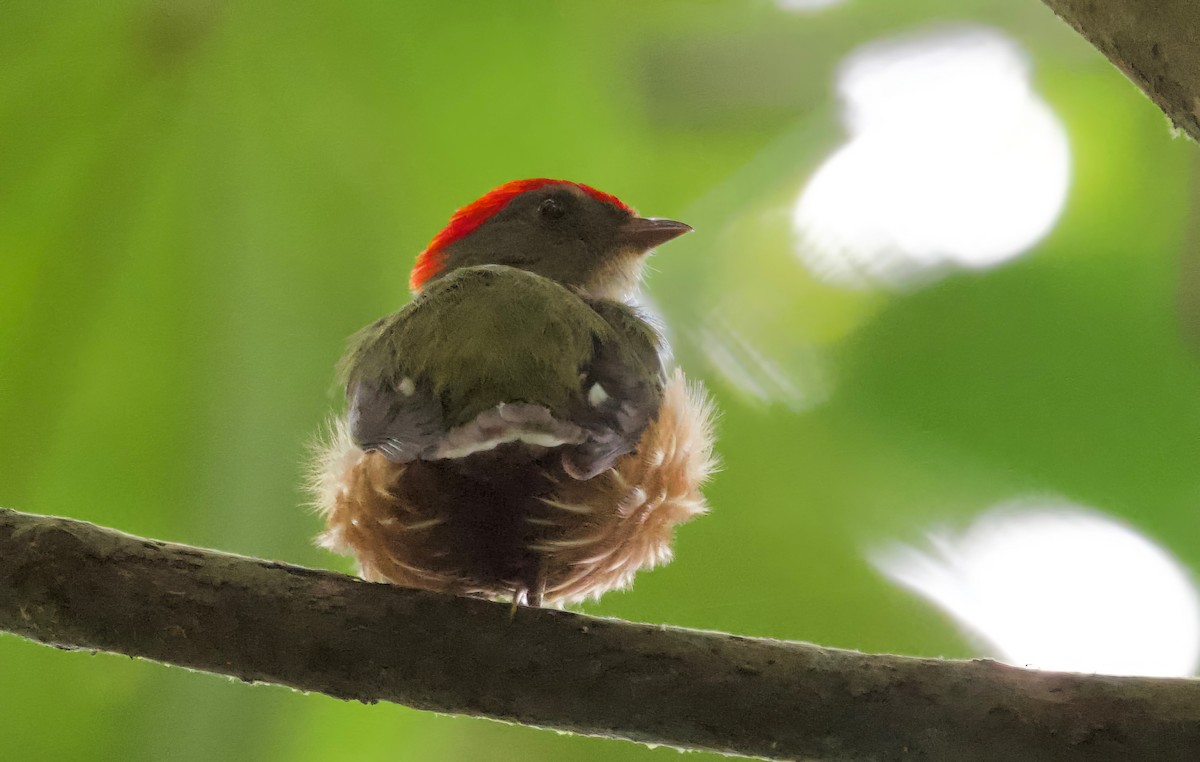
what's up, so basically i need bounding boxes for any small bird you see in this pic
[311,178,716,606]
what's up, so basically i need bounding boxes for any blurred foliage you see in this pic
[3,1,1200,760]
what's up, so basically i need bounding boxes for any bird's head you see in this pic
[409,179,691,300]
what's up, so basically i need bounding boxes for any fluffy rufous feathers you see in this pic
[311,370,715,605]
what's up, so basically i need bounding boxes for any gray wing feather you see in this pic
[346,376,445,463]
[561,301,665,480]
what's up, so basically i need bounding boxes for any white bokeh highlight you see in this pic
[777,0,848,12]
[871,500,1200,677]
[794,26,1071,288]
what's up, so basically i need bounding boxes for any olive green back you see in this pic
[340,265,658,428]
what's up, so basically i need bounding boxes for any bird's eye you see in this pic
[538,197,566,220]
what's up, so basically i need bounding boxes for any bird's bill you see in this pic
[617,217,693,252]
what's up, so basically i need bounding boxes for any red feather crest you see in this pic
[409,178,635,291]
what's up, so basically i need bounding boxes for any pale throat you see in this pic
[577,250,647,302]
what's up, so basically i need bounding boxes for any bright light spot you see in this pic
[871,500,1200,677]
[777,0,848,12]
[794,26,1071,288]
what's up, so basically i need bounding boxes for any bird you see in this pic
[310,178,716,607]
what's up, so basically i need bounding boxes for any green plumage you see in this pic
[339,265,660,429]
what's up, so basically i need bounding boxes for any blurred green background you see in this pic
[4,0,1200,760]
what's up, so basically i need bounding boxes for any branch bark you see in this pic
[1041,0,1200,142]
[2,507,1199,761]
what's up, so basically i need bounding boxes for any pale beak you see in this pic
[617,217,693,252]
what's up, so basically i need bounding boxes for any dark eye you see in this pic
[538,197,566,220]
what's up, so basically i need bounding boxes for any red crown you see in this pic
[409,179,634,291]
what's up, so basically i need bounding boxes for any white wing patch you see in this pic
[431,402,587,460]
[587,382,609,406]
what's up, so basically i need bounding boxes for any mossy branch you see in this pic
[2,507,1199,761]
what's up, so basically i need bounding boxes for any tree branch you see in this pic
[2,508,1199,761]
[1041,0,1200,142]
